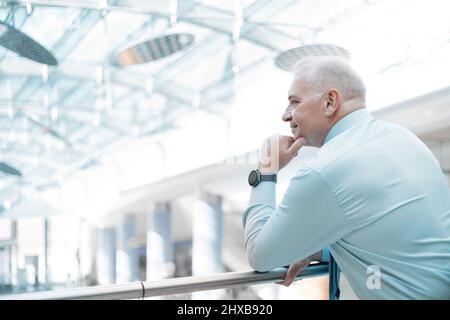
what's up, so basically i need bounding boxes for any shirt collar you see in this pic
[323,108,373,145]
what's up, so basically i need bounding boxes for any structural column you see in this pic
[192,192,224,299]
[43,218,50,289]
[192,192,223,275]
[96,227,116,285]
[11,220,17,291]
[146,202,174,281]
[116,215,139,283]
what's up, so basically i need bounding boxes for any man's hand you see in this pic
[277,251,322,287]
[258,134,306,174]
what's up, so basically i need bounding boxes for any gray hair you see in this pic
[292,56,366,100]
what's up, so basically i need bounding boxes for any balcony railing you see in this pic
[0,263,329,300]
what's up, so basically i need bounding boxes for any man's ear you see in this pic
[324,88,339,117]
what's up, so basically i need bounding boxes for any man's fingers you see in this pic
[288,137,307,156]
[277,262,306,287]
[286,264,301,281]
[279,269,298,286]
[281,275,295,287]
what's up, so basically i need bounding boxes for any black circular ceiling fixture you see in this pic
[113,33,195,66]
[274,44,350,72]
[0,21,58,66]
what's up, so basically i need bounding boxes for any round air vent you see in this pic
[113,33,194,66]
[274,44,350,72]
[0,21,57,66]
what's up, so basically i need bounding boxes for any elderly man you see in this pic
[243,56,450,299]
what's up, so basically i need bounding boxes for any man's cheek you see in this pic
[294,128,303,140]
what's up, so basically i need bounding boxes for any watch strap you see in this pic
[260,173,277,183]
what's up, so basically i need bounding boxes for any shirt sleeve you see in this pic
[320,247,331,262]
[242,166,352,272]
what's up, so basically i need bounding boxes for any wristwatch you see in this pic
[248,169,277,187]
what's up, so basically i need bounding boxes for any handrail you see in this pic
[0,263,329,300]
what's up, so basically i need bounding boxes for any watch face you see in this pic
[248,170,258,186]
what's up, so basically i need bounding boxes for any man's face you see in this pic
[282,75,328,147]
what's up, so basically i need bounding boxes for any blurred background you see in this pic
[0,0,449,299]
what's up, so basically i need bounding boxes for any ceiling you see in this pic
[1,0,450,217]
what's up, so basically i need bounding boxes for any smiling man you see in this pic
[243,56,450,299]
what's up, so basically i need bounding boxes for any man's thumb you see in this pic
[288,137,306,156]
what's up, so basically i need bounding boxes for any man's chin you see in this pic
[294,133,307,144]
[296,135,314,148]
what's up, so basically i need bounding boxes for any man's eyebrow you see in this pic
[288,95,301,101]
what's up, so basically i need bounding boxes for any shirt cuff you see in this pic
[249,181,276,207]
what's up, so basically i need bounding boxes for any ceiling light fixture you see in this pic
[0,21,57,66]
[0,162,22,177]
[113,33,194,66]
[274,44,350,72]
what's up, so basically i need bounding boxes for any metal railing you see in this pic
[0,263,329,300]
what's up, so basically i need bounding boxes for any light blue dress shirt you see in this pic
[243,108,450,299]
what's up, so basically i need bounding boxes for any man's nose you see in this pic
[282,108,292,122]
